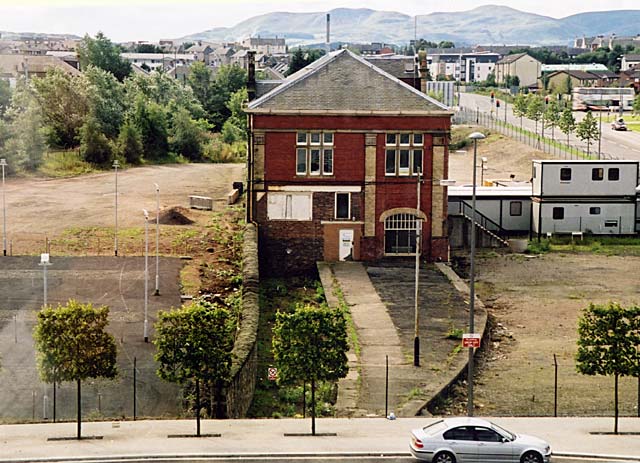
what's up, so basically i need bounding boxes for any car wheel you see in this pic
[521,451,543,463]
[433,451,456,463]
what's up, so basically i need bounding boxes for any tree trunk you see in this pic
[77,379,82,440]
[311,377,316,436]
[196,378,201,437]
[614,374,619,434]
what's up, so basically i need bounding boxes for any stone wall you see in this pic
[225,223,260,418]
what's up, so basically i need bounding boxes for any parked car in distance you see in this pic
[611,118,627,131]
[410,417,551,463]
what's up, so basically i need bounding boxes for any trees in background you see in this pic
[77,32,131,81]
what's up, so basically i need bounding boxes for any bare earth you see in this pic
[3,163,244,255]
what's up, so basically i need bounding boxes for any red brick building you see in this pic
[246,49,453,275]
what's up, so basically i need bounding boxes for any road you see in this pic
[459,93,640,160]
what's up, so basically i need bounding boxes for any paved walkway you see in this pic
[319,261,486,418]
[0,417,639,462]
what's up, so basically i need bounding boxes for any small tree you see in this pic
[154,299,233,437]
[513,93,528,132]
[33,300,117,439]
[544,99,561,141]
[272,304,348,435]
[79,114,112,165]
[633,94,640,116]
[576,111,600,156]
[576,302,640,434]
[526,94,544,136]
[558,107,576,146]
[116,119,144,164]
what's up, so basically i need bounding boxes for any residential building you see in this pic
[621,54,640,72]
[119,52,196,71]
[495,52,542,88]
[618,67,640,92]
[426,50,499,83]
[241,37,286,55]
[0,54,80,86]
[575,34,640,51]
[542,70,599,91]
[246,49,452,275]
[185,42,214,65]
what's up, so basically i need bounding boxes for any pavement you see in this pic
[0,417,639,462]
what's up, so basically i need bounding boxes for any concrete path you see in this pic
[318,262,405,417]
[0,417,639,462]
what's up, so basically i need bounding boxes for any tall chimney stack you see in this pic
[326,13,330,55]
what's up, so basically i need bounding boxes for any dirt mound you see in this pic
[158,206,194,225]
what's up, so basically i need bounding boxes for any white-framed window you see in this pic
[296,131,334,176]
[335,193,351,220]
[267,192,312,221]
[385,133,424,176]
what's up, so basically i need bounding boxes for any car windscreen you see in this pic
[422,420,448,436]
[491,423,515,441]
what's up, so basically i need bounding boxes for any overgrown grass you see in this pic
[449,126,493,151]
[39,150,97,178]
[527,236,640,256]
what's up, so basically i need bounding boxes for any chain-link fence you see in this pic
[454,107,619,161]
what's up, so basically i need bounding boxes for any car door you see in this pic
[474,426,514,463]
[442,426,478,463]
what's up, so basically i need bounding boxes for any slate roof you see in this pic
[364,56,417,80]
[497,52,532,64]
[247,49,449,114]
[0,54,81,77]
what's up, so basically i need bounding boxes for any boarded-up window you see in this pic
[267,193,312,221]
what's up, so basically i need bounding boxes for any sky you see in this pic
[0,0,638,42]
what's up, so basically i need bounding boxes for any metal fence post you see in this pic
[553,354,558,417]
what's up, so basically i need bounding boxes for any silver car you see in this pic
[410,417,551,463]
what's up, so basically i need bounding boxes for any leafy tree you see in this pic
[221,87,248,144]
[272,304,348,435]
[131,96,169,161]
[77,32,132,81]
[485,72,496,87]
[511,75,520,87]
[633,94,640,116]
[544,99,561,141]
[558,107,576,146]
[116,119,144,164]
[576,302,640,434]
[134,44,163,53]
[0,79,11,117]
[438,41,455,48]
[33,300,117,439]
[576,111,599,156]
[526,94,544,135]
[32,69,88,148]
[82,66,126,140]
[79,114,113,165]
[154,299,234,437]
[208,64,247,129]
[169,108,206,160]
[187,61,214,120]
[2,81,46,171]
[287,48,324,76]
[126,72,204,120]
[512,93,528,131]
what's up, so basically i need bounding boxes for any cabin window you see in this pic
[335,193,351,220]
[385,133,424,176]
[510,201,522,216]
[589,207,601,215]
[552,207,564,220]
[296,132,333,176]
[560,168,572,181]
[608,168,620,181]
[604,220,618,228]
[592,168,604,181]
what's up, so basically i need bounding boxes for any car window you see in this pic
[443,426,475,441]
[423,420,448,436]
[491,423,515,441]
[475,427,503,442]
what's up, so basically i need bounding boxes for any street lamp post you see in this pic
[113,160,120,257]
[39,253,51,307]
[467,131,486,417]
[154,184,160,296]
[413,167,422,367]
[143,209,149,343]
[1,158,7,256]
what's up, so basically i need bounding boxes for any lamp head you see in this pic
[0,158,6,167]
[143,209,149,219]
[112,160,120,168]
[468,132,486,140]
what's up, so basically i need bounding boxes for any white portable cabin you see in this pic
[531,160,639,236]
[448,185,532,233]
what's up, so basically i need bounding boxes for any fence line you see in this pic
[455,107,618,161]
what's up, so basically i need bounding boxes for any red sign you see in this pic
[268,367,278,381]
[462,333,481,348]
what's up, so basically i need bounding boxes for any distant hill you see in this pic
[182,5,640,46]
[0,31,80,41]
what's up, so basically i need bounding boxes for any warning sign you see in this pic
[462,333,481,348]
[268,367,278,381]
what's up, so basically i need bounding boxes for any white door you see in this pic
[339,229,354,261]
